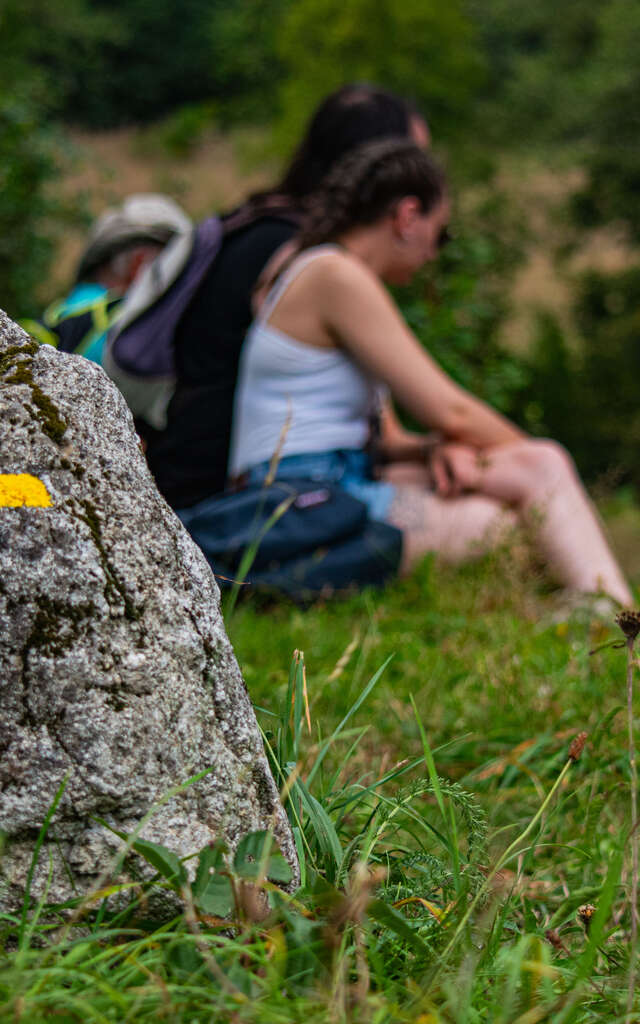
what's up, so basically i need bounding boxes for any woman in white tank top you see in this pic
[231,139,631,605]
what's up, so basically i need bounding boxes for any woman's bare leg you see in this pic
[467,440,631,604]
[381,442,632,604]
[386,485,517,576]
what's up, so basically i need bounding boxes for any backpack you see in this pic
[20,284,122,363]
[102,200,300,431]
[177,478,403,601]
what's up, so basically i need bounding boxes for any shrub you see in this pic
[0,97,66,319]
[518,268,640,487]
[397,225,530,425]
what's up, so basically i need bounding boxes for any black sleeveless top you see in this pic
[141,215,296,509]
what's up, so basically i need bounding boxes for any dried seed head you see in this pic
[545,928,564,951]
[577,903,596,933]
[615,609,640,642]
[568,731,588,762]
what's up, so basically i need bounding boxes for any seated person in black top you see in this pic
[142,83,431,511]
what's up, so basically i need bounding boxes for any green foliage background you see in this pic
[273,0,484,152]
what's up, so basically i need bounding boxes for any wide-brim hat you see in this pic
[76,193,191,281]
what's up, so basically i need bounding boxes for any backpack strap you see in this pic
[102,216,223,429]
[108,219,199,343]
[102,202,300,430]
[74,295,123,357]
[19,290,121,355]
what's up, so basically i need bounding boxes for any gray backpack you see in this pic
[102,215,222,430]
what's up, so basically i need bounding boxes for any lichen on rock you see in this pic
[0,473,52,507]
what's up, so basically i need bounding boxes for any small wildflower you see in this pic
[615,610,640,643]
[568,731,588,762]
[577,903,596,933]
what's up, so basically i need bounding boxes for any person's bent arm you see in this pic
[321,253,524,449]
[375,398,443,463]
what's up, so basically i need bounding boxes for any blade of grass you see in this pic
[225,491,295,617]
[306,655,393,788]
[410,694,446,820]
[18,773,69,951]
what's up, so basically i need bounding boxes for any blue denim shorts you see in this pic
[246,450,396,523]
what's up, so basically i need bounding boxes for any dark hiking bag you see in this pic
[102,200,299,430]
[177,479,403,601]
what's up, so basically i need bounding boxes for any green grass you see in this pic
[232,550,622,775]
[2,534,639,1022]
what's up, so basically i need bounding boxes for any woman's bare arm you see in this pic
[319,252,524,449]
[375,399,442,462]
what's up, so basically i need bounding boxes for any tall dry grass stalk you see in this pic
[626,641,638,1022]
[615,610,640,1024]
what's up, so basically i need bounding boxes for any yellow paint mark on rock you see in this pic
[0,474,52,508]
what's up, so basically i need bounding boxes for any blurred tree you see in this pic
[0,0,120,114]
[0,0,104,315]
[468,0,603,144]
[207,0,288,123]
[573,268,640,482]
[38,0,287,129]
[0,95,63,318]
[511,269,640,487]
[273,0,485,153]
[571,0,640,236]
[469,0,640,237]
[64,0,217,126]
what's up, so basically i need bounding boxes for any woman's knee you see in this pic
[506,438,577,488]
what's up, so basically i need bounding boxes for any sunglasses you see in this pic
[437,226,452,250]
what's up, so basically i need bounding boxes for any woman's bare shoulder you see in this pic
[304,246,383,296]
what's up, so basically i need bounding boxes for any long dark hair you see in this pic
[297,138,446,251]
[277,84,422,200]
[226,84,425,228]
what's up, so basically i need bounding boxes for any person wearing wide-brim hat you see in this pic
[23,194,189,364]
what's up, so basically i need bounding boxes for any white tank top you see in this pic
[229,246,380,476]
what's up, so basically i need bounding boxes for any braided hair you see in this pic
[297,138,446,252]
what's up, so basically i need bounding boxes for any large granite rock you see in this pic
[0,311,298,912]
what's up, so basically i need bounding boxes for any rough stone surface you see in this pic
[0,311,298,913]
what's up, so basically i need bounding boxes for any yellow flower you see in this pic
[0,473,52,508]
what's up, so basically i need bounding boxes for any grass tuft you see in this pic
[2,554,639,1021]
